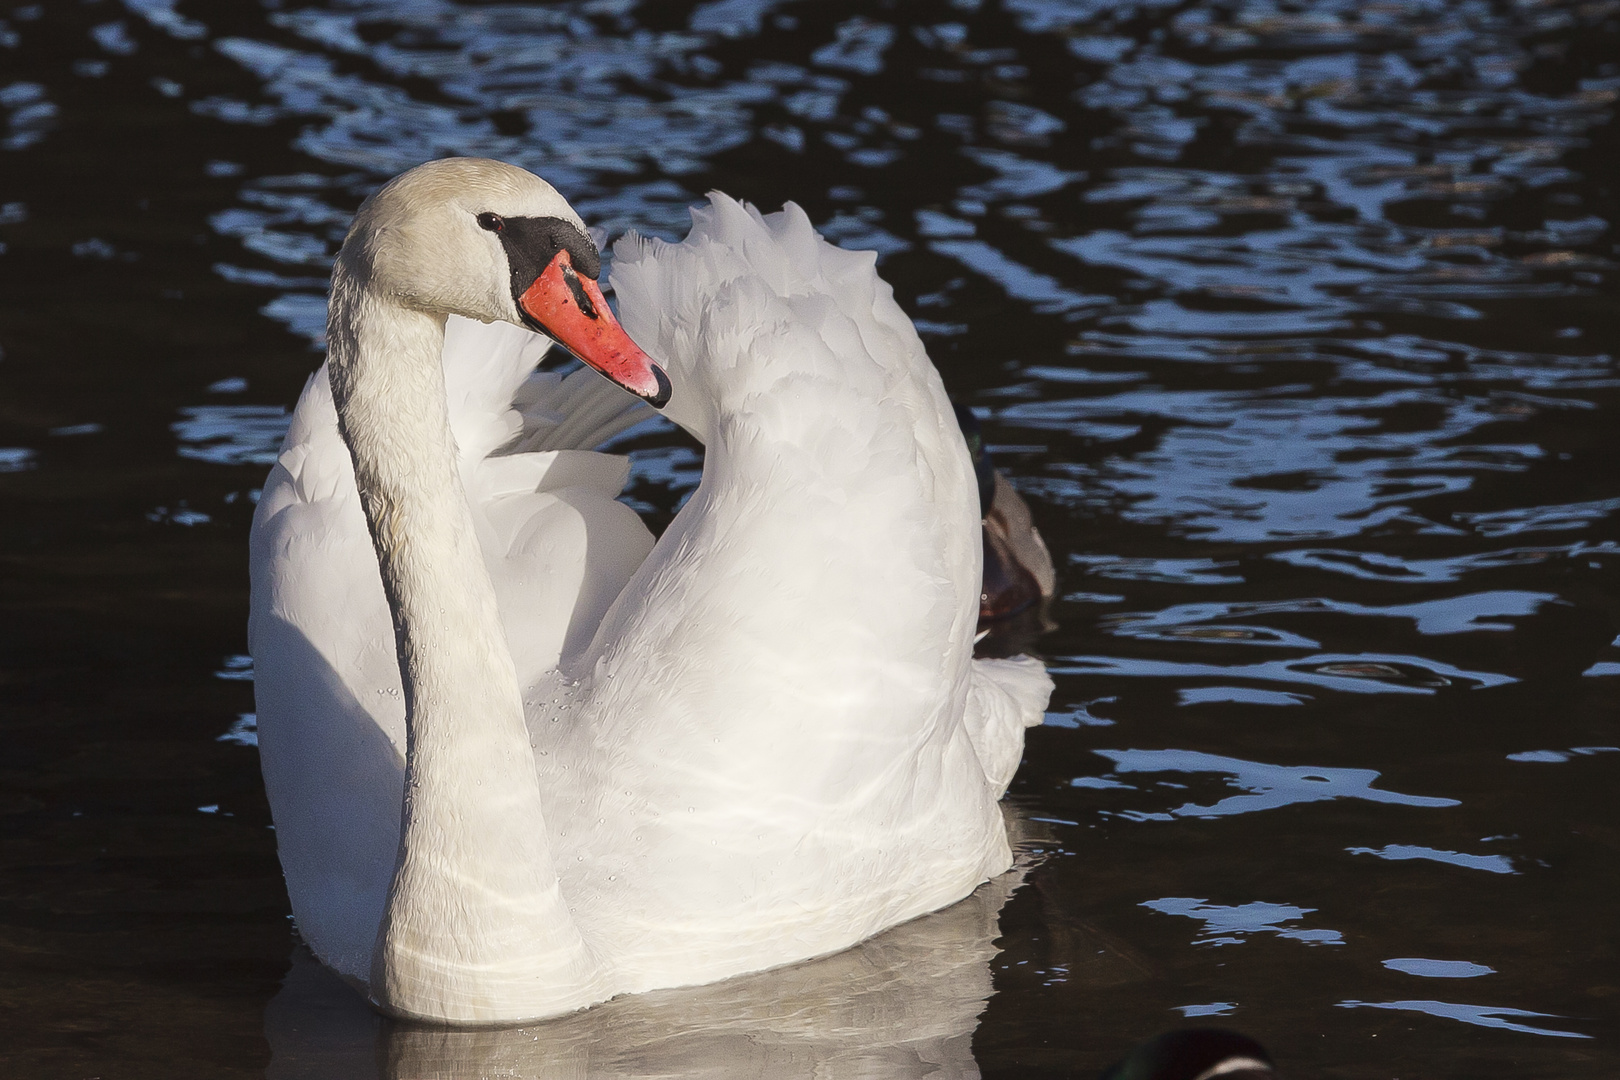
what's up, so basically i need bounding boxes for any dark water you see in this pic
[1,0,1617,1075]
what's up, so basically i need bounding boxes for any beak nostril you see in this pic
[561,264,598,319]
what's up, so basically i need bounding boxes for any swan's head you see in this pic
[339,157,670,408]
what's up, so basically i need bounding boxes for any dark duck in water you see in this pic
[955,404,1056,631]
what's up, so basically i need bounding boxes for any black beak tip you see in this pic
[646,365,672,410]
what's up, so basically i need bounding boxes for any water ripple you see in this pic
[1347,843,1516,875]
[1337,999,1590,1040]
[172,405,290,467]
[1093,748,1459,817]
[1056,652,1514,695]
[1270,542,1618,584]
[1103,591,1557,641]
[1383,958,1495,979]
[1143,897,1344,947]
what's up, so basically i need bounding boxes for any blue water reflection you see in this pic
[1102,591,1556,646]
[1383,958,1494,979]
[1092,748,1458,817]
[1347,843,1516,875]
[1142,897,1344,947]
[1338,999,1590,1040]
[1056,652,1513,695]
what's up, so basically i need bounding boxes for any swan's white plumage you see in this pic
[249,163,1051,1024]
[251,318,656,982]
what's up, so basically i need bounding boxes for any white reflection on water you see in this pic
[267,858,1025,1080]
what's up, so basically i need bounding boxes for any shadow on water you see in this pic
[1,0,1619,1076]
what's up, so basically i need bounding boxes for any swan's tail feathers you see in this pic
[509,366,655,454]
[975,655,1054,729]
[965,656,1054,795]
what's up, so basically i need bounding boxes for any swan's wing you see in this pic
[509,364,658,454]
[550,199,1032,953]
[440,313,553,462]
[440,316,657,686]
[606,196,992,713]
[473,447,654,690]
[442,314,657,459]
[249,367,405,981]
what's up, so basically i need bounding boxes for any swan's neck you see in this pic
[326,265,599,1022]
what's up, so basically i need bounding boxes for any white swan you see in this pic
[249,157,1053,1024]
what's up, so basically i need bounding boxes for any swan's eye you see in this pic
[476,212,504,233]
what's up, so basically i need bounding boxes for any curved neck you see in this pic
[326,263,600,1022]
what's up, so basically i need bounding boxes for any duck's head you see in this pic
[337,156,671,408]
[1100,1028,1275,1080]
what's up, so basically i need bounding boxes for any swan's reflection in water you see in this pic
[267,857,1028,1079]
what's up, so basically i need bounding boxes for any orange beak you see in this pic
[518,250,670,408]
